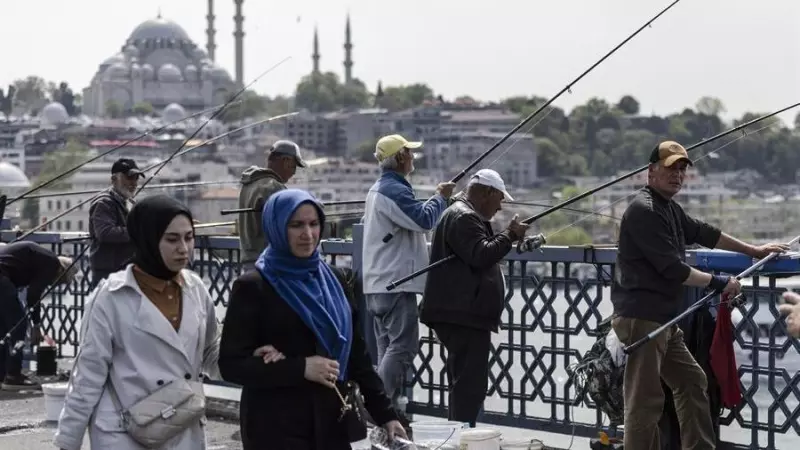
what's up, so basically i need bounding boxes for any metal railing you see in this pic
[2,226,798,449]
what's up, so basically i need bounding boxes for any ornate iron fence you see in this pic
[2,229,798,449]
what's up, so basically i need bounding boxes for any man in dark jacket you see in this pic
[0,242,76,389]
[420,169,528,427]
[611,140,788,450]
[237,140,306,272]
[88,158,143,286]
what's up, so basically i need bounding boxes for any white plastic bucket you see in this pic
[410,420,466,449]
[41,382,69,422]
[500,438,544,450]
[460,428,502,450]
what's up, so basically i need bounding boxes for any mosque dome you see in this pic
[163,103,187,123]
[0,162,31,188]
[210,64,232,82]
[39,102,69,126]
[157,63,183,82]
[141,63,155,80]
[101,53,125,67]
[184,64,198,81]
[105,62,130,81]
[128,17,191,42]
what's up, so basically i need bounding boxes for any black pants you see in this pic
[431,323,491,427]
[0,274,25,380]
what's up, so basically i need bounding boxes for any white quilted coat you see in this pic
[54,265,221,450]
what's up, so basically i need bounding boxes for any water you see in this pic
[46,282,800,448]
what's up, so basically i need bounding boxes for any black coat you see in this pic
[88,189,136,272]
[219,266,397,450]
[420,199,514,332]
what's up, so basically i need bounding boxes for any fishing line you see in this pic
[544,121,778,241]
[449,0,683,183]
[484,106,557,169]
[11,112,297,243]
[5,101,245,206]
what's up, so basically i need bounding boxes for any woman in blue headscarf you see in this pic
[219,189,405,449]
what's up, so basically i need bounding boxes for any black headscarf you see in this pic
[126,194,195,280]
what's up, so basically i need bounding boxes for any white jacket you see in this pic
[361,170,447,294]
[54,265,221,450]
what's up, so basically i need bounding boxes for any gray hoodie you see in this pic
[237,166,285,264]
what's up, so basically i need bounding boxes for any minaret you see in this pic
[234,0,245,86]
[206,0,216,61]
[343,14,353,85]
[312,27,320,74]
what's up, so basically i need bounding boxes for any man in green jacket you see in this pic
[237,140,307,271]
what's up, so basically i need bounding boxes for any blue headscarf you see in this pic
[254,189,353,380]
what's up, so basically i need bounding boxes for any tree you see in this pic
[53,82,77,116]
[22,139,90,225]
[695,96,726,117]
[355,139,377,162]
[132,101,155,116]
[616,95,640,115]
[105,99,123,118]
[12,76,48,108]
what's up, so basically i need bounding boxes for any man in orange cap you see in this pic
[611,140,789,449]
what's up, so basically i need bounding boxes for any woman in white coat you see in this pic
[54,194,221,450]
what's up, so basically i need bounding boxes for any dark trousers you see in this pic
[431,323,491,427]
[0,274,25,380]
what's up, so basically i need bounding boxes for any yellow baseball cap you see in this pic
[649,140,693,167]
[375,134,423,162]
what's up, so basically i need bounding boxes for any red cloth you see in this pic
[710,293,742,408]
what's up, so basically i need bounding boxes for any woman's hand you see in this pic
[304,356,339,388]
[382,420,408,441]
[253,345,285,364]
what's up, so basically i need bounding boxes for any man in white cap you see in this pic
[361,134,455,421]
[419,168,529,427]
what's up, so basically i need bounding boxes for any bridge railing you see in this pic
[2,227,798,449]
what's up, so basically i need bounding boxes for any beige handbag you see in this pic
[107,376,206,448]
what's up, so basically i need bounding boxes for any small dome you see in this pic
[105,62,129,81]
[163,103,187,123]
[39,102,69,126]
[102,53,125,67]
[130,63,142,78]
[210,64,232,82]
[128,17,191,42]
[200,66,212,81]
[141,64,155,80]
[124,45,140,58]
[0,162,31,188]
[184,64,198,80]
[157,63,183,82]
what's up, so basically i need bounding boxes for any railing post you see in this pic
[351,224,378,364]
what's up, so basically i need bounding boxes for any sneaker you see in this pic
[2,375,41,391]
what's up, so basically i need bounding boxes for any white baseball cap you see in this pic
[467,169,513,201]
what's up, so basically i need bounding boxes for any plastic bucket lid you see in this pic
[41,382,70,396]
[461,428,502,441]
[500,438,544,449]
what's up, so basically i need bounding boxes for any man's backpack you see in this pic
[568,317,626,426]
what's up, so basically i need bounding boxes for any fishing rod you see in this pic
[385,104,799,291]
[0,58,295,349]
[11,112,297,242]
[220,200,367,215]
[222,199,620,220]
[21,180,241,200]
[623,234,800,354]
[4,100,243,209]
[379,1,681,246]
[135,57,292,196]
[448,0,681,184]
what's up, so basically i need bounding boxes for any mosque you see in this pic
[81,0,357,119]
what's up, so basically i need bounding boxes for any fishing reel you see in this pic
[516,233,547,254]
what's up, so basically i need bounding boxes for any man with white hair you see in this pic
[420,169,529,427]
[361,134,455,418]
[0,242,76,390]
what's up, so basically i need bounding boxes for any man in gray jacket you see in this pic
[362,134,455,417]
[88,158,143,286]
[237,140,306,271]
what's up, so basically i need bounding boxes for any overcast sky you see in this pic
[3,0,799,124]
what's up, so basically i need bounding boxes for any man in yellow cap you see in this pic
[361,134,455,422]
[611,140,789,449]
